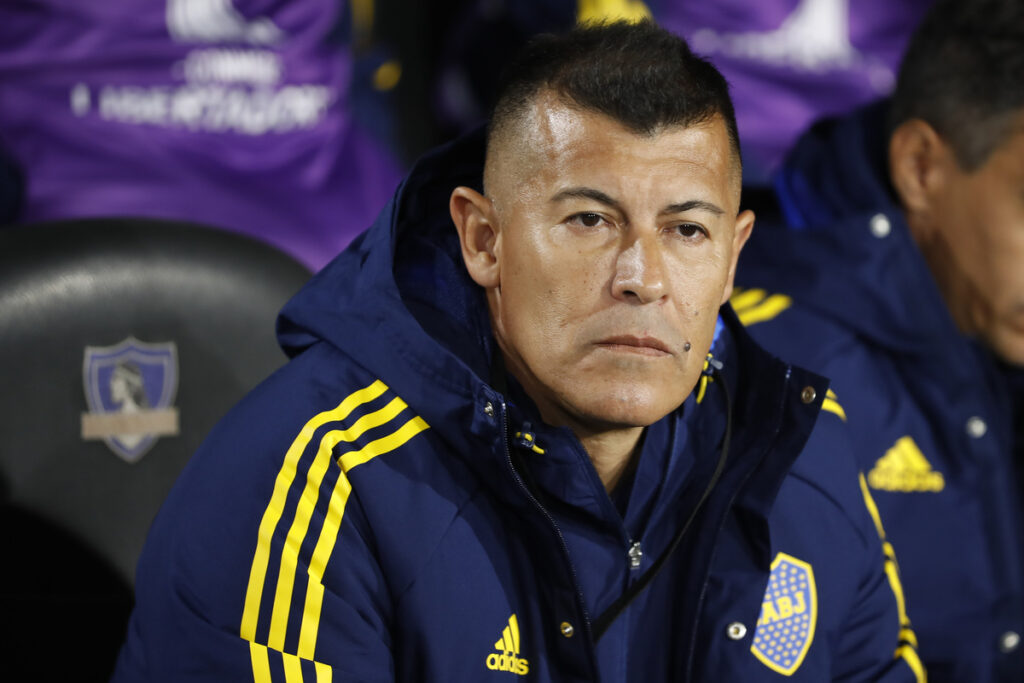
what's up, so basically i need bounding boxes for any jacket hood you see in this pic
[277,128,501,460]
[738,101,965,362]
[277,126,824,518]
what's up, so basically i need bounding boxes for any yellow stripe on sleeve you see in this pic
[297,475,352,660]
[899,626,919,650]
[296,416,431,659]
[267,397,410,651]
[314,660,333,683]
[250,639,334,683]
[729,287,766,311]
[898,643,927,682]
[240,380,388,642]
[250,642,273,683]
[859,472,886,539]
[858,473,926,683]
[282,650,304,683]
[736,293,792,326]
[338,416,430,471]
[822,389,847,422]
[882,541,910,631]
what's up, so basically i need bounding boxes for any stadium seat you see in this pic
[0,217,312,677]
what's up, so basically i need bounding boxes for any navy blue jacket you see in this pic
[735,101,1024,682]
[114,129,921,682]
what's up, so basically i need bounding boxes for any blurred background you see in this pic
[0,0,933,677]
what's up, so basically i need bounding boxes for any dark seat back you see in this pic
[0,217,312,676]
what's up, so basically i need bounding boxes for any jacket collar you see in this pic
[739,101,974,370]
[276,127,823,522]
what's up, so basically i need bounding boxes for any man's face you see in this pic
[480,96,752,433]
[924,119,1024,366]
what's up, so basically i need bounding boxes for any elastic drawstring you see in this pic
[590,366,733,641]
[489,348,735,642]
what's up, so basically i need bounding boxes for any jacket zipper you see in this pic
[498,400,598,666]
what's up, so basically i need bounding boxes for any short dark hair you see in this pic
[889,0,1024,170]
[487,20,741,169]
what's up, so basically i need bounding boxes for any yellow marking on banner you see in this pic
[577,0,651,23]
[296,416,431,659]
[351,0,373,35]
[373,61,401,91]
[240,380,388,643]
[267,397,409,650]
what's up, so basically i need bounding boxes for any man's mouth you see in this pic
[595,335,673,356]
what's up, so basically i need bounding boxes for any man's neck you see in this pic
[497,350,648,493]
[577,426,645,493]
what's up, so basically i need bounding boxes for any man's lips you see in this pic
[595,335,673,356]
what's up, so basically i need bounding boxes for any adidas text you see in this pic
[486,652,530,675]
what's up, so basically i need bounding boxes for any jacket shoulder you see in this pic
[764,409,926,682]
[731,286,861,373]
[774,407,874,549]
[120,342,466,679]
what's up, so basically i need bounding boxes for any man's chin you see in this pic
[572,393,685,431]
[987,328,1024,368]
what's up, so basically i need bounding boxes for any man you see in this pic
[114,22,921,681]
[734,1,1024,680]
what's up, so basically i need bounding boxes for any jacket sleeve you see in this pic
[831,473,926,683]
[112,386,398,682]
[775,408,926,683]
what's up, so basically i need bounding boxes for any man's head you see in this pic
[887,0,1024,364]
[451,21,753,438]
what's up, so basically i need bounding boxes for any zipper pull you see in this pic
[514,422,546,454]
[628,541,643,570]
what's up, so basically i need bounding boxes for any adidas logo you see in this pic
[868,436,945,492]
[485,614,530,676]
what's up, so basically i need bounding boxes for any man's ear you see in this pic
[889,119,951,231]
[450,186,501,289]
[720,209,756,305]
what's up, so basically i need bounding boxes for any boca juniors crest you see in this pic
[81,337,180,462]
[751,552,817,676]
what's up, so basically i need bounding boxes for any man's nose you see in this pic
[611,232,668,304]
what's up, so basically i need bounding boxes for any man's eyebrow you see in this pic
[550,187,623,211]
[550,188,725,217]
[662,200,726,216]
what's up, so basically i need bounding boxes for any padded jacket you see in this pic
[114,129,922,682]
[736,101,1024,682]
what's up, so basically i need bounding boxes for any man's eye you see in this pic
[676,223,706,239]
[570,212,604,228]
